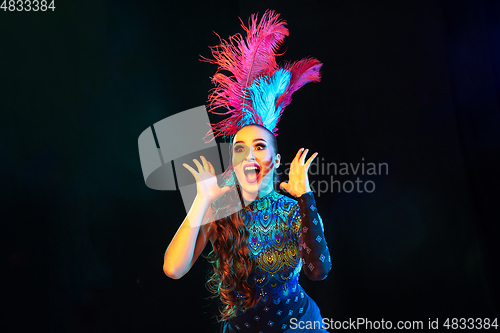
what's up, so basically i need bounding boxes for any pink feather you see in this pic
[275,57,323,112]
[200,9,288,140]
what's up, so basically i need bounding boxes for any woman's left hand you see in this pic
[280,148,318,197]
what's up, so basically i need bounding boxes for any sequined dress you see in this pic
[221,189,331,333]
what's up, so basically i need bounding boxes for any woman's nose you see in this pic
[246,149,256,160]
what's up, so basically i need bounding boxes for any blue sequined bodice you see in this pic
[238,189,302,305]
[226,189,328,332]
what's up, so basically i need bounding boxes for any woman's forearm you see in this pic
[163,196,210,279]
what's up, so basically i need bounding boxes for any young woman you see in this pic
[163,123,331,332]
[163,9,331,332]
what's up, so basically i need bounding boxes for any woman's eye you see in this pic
[256,144,266,150]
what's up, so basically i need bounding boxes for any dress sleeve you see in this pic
[294,191,332,281]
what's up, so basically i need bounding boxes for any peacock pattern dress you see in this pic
[221,189,331,333]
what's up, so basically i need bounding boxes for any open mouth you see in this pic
[243,164,261,183]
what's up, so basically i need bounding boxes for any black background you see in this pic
[2,1,499,332]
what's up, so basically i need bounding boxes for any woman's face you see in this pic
[232,125,280,200]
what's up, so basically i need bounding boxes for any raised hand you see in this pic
[182,156,231,205]
[280,148,318,197]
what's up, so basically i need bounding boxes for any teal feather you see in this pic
[244,68,291,133]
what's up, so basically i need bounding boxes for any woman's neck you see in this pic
[241,185,274,203]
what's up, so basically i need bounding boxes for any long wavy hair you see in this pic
[204,124,280,322]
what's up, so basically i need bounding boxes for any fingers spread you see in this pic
[300,149,309,165]
[182,163,198,179]
[208,161,215,175]
[295,148,304,160]
[192,158,203,173]
[200,156,210,172]
[305,152,318,170]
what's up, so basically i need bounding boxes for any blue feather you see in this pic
[242,69,291,131]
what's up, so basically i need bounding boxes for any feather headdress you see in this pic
[200,9,323,142]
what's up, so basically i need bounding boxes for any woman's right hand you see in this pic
[182,156,231,205]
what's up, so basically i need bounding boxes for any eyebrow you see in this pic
[234,138,267,144]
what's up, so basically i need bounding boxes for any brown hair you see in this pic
[204,124,280,322]
[205,190,258,322]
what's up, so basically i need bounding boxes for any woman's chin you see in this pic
[239,180,274,201]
